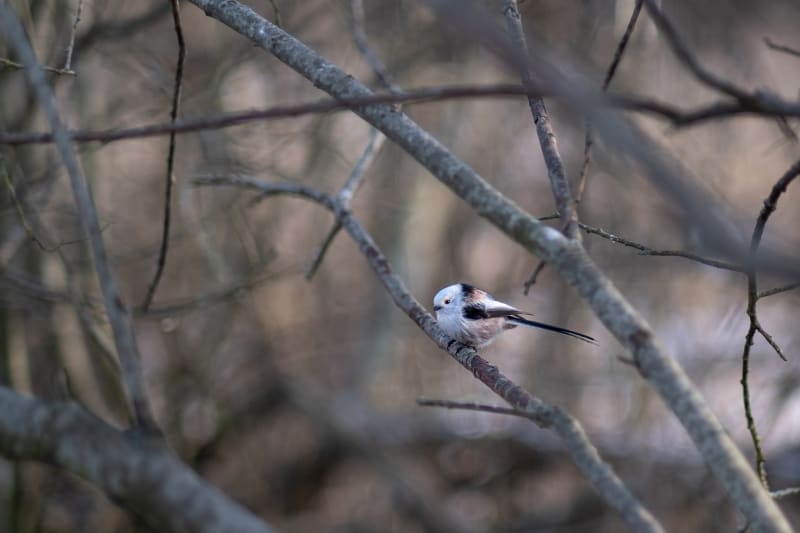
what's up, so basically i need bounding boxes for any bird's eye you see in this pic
[443,298,452,305]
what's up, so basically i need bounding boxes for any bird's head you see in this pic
[433,283,472,318]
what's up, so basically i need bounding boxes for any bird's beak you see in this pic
[433,305,441,312]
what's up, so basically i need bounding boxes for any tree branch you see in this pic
[183,2,791,530]
[141,0,187,311]
[503,0,578,239]
[640,0,750,100]
[0,387,275,533]
[579,222,746,273]
[3,85,800,146]
[577,0,643,203]
[0,4,157,430]
[740,159,800,488]
[196,174,663,532]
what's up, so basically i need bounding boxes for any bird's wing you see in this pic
[463,299,529,320]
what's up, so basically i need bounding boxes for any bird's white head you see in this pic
[432,283,464,320]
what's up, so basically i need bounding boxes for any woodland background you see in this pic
[1,0,799,531]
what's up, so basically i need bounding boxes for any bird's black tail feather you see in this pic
[507,315,596,344]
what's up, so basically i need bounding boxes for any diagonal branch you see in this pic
[640,0,750,100]
[195,174,663,532]
[305,0,393,280]
[764,37,800,59]
[0,387,274,533]
[502,0,578,239]
[305,127,385,279]
[0,4,157,430]
[184,2,791,530]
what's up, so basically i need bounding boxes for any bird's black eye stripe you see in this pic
[462,303,488,320]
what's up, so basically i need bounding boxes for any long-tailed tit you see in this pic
[433,283,596,348]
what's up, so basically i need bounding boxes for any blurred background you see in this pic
[1,0,800,531]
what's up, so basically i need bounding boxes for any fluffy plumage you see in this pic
[433,283,595,348]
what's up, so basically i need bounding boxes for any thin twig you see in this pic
[764,38,800,59]
[577,0,643,204]
[349,0,398,93]
[0,5,157,430]
[641,0,750,100]
[521,257,548,295]
[740,159,800,488]
[63,0,83,71]
[753,323,786,361]
[771,487,800,500]
[139,266,296,317]
[418,398,530,418]
[741,318,769,488]
[3,83,800,146]
[745,158,800,358]
[502,0,578,239]
[503,0,578,295]
[196,174,664,533]
[579,222,746,272]
[304,0,394,280]
[266,0,281,27]
[0,56,75,76]
[304,129,384,279]
[0,84,534,145]
[1,156,56,252]
[141,0,187,311]
[758,282,800,299]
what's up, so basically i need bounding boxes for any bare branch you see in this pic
[305,128,385,279]
[577,0,643,203]
[305,2,392,280]
[750,160,800,255]
[579,222,746,273]
[758,282,800,299]
[740,159,800,487]
[0,56,76,76]
[418,398,535,417]
[741,317,770,488]
[522,257,547,294]
[139,267,296,318]
[502,0,578,239]
[3,84,800,146]
[0,4,157,430]
[0,387,275,533]
[184,2,792,529]
[764,37,800,59]
[1,156,57,252]
[63,0,83,71]
[771,487,800,500]
[641,0,750,100]
[141,0,188,311]
[349,0,399,93]
[196,174,663,533]
[0,84,536,146]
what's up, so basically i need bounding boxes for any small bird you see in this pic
[433,283,595,348]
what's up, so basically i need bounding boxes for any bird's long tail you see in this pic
[507,315,596,344]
